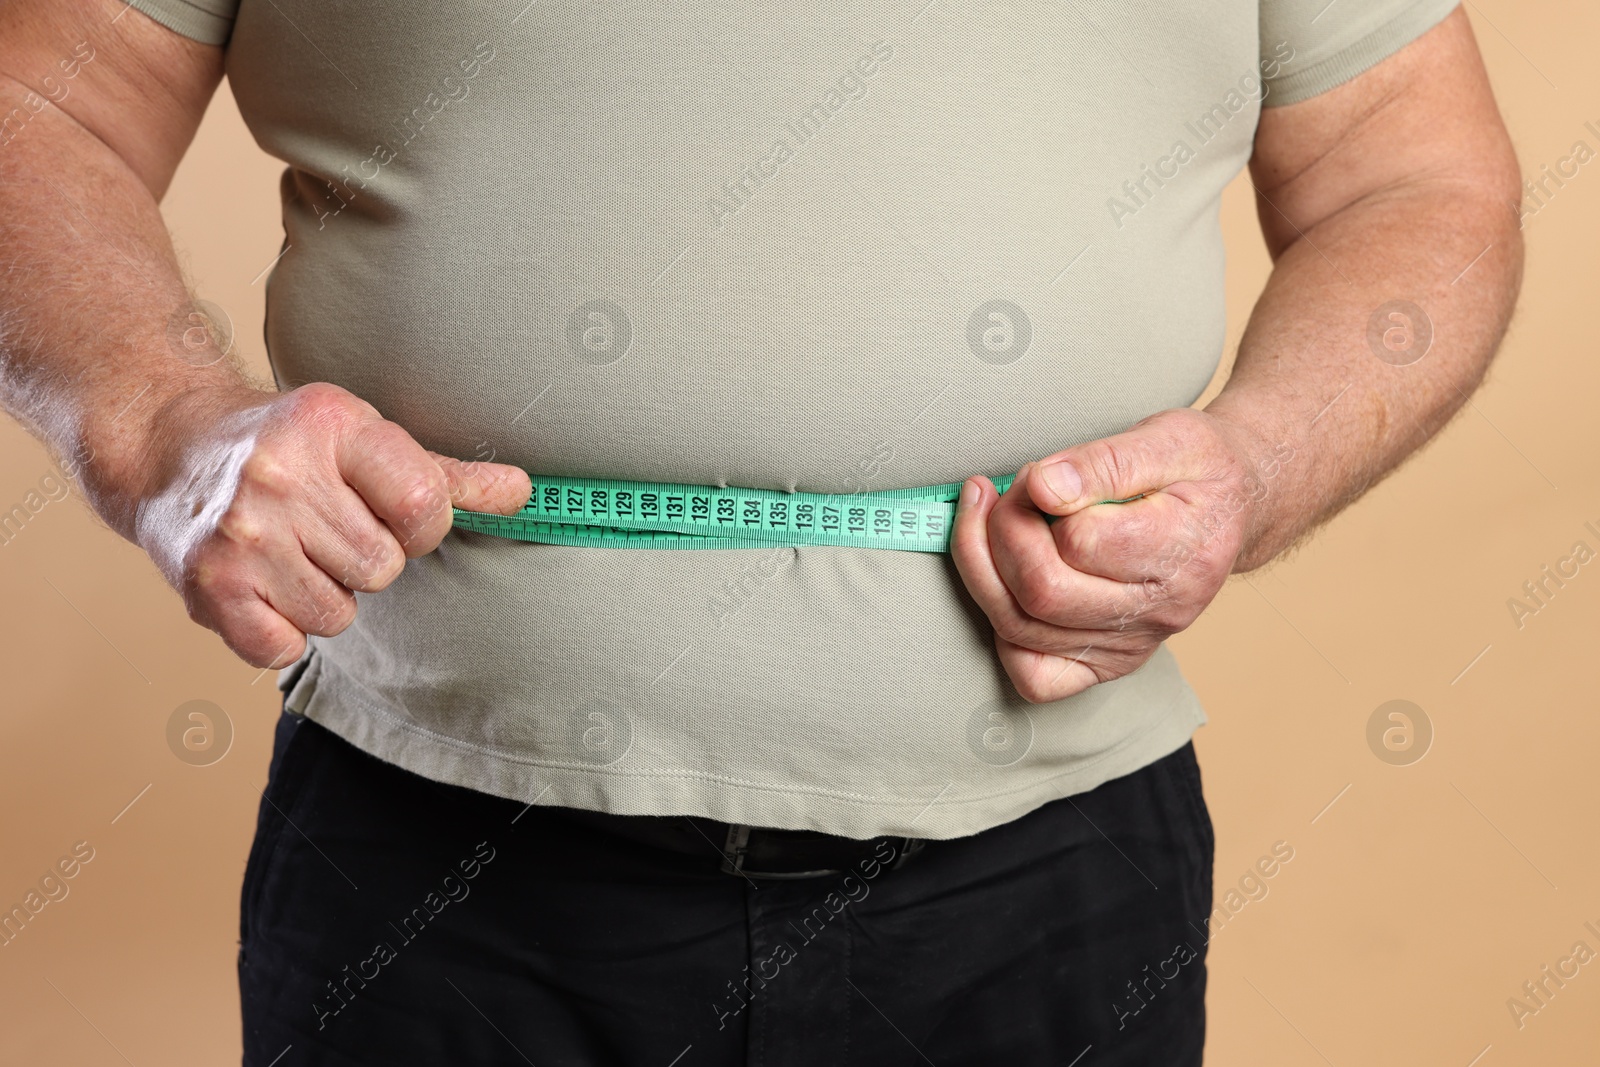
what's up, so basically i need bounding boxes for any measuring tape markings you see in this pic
[453,471,1143,553]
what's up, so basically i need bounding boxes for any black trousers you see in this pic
[239,710,1214,1066]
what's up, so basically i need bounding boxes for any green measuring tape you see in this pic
[453,471,1143,553]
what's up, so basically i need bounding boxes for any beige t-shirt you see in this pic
[134,0,1458,839]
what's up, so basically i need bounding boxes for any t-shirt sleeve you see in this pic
[123,0,239,46]
[1260,0,1461,106]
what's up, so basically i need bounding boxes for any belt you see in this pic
[551,806,928,879]
[453,471,1145,553]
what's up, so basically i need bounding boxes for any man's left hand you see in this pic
[951,407,1285,703]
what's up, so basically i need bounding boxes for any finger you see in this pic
[986,464,1136,630]
[299,484,407,592]
[995,636,1101,703]
[954,470,1146,647]
[428,451,532,515]
[335,420,455,556]
[1026,419,1208,519]
[996,634,1157,704]
[950,473,1028,628]
[187,578,307,670]
[1049,491,1196,584]
[219,599,308,670]
[259,549,359,638]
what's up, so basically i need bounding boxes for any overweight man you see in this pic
[0,0,1520,1062]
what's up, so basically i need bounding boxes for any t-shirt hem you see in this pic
[1264,0,1460,107]
[122,0,234,46]
[283,649,1207,841]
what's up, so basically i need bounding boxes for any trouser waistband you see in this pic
[549,805,927,879]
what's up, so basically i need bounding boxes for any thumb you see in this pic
[430,452,533,515]
[1025,429,1170,517]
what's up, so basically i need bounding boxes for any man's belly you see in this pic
[285,530,1208,839]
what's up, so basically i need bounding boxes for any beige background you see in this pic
[2,3,1597,1062]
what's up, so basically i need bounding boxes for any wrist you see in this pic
[1200,401,1298,572]
[85,378,273,543]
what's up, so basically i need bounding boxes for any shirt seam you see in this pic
[1263,0,1461,107]
[122,0,235,46]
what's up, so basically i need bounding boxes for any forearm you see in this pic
[0,73,264,540]
[1205,176,1523,572]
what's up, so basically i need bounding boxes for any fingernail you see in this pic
[1038,461,1081,505]
[958,479,978,510]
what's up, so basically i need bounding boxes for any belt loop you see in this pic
[720,824,752,876]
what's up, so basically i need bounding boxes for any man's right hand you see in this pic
[133,382,532,669]
[0,2,532,671]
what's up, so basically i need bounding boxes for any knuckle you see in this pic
[1061,515,1135,569]
[388,480,453,553]
[296,576,354,630]
[394,473,451,523]
[253,633,306,670]
[1159,406,1205,433]
[1145,406,1204,446]
[289,380,355,414]
[214,505,265,546]
[305,597,356,637]
[219,617,268,659]
[1108,647,1155,681]
[340,540,403,589]
[238,448,295,495]
[182,556,233,617]
[990,612,1029,646]
[1012,570,1064,620]
[1086,661,1120,688]
[1142,604,1188,636]
[1057,519,1097,564]
[1093,442,1136,494]
[284,382,375,435]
